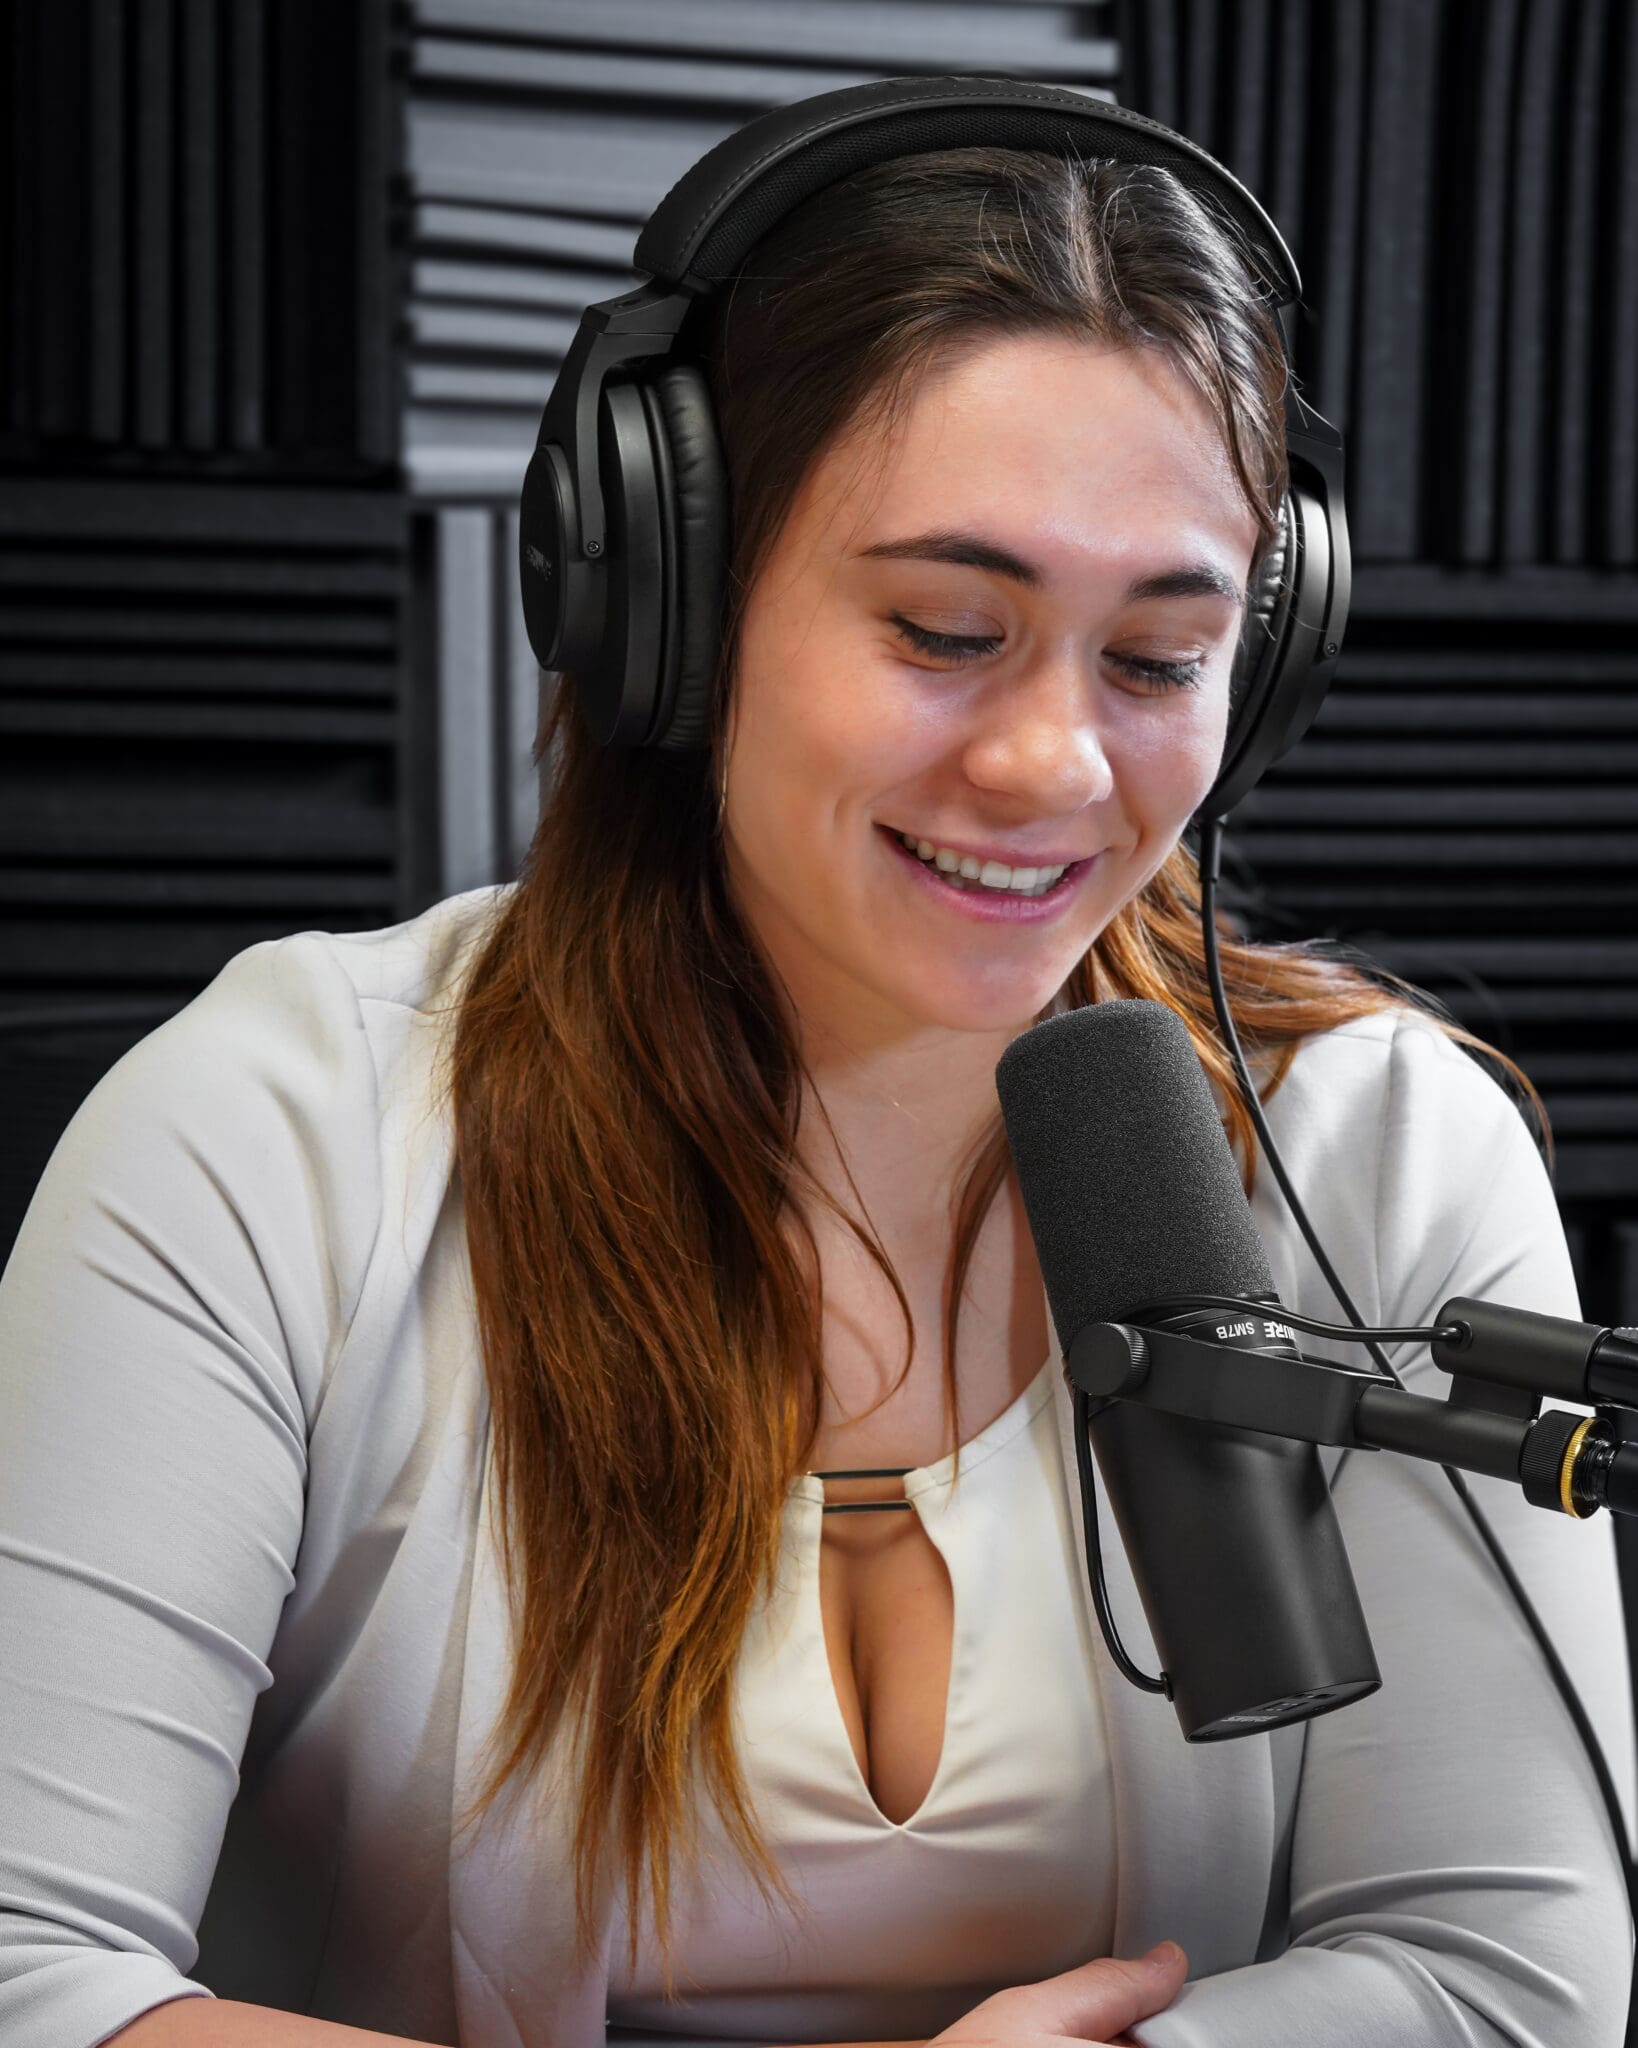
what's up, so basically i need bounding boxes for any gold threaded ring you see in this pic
[1561,1417,1596,1519]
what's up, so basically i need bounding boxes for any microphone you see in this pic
[994,998,1382,1742]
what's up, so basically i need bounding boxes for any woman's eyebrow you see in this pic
[856,530,1247,610]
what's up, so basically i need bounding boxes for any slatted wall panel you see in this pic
[1226,578,1638,1207]
[1120,0,1638,1323]
[405,0,1119,498]
[0,479,415,999]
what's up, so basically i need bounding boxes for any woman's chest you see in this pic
[608,1396,1120,2033]
[803,1214,1055,1825]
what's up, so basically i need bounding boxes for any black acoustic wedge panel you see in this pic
[1,0,397,473]
[0,478,416,996]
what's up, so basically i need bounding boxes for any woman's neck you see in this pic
[790,1030,1013,1255]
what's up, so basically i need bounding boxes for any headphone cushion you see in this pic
[650,363,728,750]
[1231,495,1291,720]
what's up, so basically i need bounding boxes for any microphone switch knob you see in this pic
[1066,1322,1151,1400]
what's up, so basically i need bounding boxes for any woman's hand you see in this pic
[928,1941,1188,2048]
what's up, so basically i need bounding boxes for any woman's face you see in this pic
[720,331,1262,1053]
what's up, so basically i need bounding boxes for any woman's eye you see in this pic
[1108,651,1206,693]
[891,615,1206,691]
[890,614,1001,665]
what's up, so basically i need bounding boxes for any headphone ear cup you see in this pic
[1206,473,1345,818]
[647,363,728,751]
[570,380,670,749]
[1229,496,1292,732]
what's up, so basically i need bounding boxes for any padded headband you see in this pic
[635,75,1301,307]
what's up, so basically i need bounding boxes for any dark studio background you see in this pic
[3,0,1638,1960]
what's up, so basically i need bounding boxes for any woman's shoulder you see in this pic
[17,884,520,1412]
[1255,1002,1532,1164]
[110,880,517,1109]
[191,879,516,1040]
[292,880,516,1018]
[1243,1001,1564,1345]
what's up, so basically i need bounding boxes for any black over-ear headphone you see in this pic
[518,74,1351,821]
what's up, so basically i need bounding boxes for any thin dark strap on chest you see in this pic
[809,1466,914,1514]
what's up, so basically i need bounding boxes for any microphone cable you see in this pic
[1190,810,1635,1922]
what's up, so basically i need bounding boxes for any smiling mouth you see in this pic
[876,819,1097,868]
[877,824,1093,900]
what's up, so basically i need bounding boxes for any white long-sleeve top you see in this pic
[0,882,1631,2048]
[605,1347,1120,2044]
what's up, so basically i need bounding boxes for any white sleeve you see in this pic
[0,934,382,2048]
[1131,1014,1635,2048]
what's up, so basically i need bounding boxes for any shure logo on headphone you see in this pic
[524,544,551,579]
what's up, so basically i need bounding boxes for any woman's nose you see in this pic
[961,655,1116,812]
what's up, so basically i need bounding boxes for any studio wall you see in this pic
[2,0,1634,1343]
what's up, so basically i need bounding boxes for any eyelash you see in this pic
[889,615,1205,692]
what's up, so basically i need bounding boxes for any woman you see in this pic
[0,136,1630,2048]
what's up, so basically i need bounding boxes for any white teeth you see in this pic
[895,830,1068,894]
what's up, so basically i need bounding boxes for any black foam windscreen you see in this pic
[994,999,1274,1350]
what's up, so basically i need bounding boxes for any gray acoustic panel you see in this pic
[417,506,541,894]
[403,0,1119,499]
[1499,0,1572,567]
[416,0,1117,73]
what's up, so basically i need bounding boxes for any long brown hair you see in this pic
[435,149,1548,1970]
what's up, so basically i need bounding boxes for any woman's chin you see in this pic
[873,960,1079,1041]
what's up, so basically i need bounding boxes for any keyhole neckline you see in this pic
[788,1349,1059,1511]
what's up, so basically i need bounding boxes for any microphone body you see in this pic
[1087,1355,1381,1740]
[995,1000,1381,1742]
